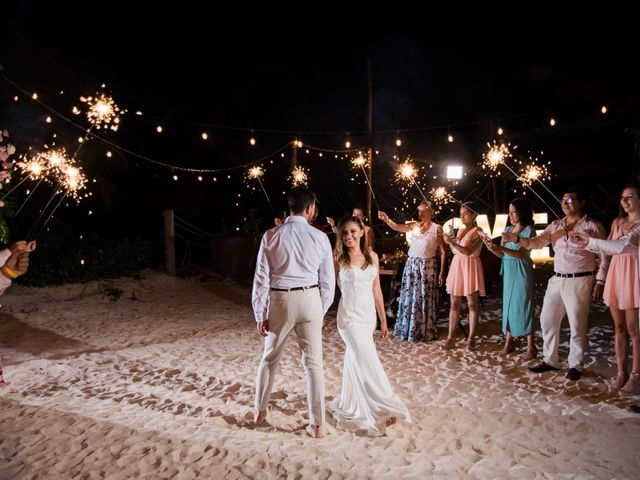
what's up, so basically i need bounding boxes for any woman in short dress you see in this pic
[602,183,640,393]
[443,202,485,351]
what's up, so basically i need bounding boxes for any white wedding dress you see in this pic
[333,263,411,432]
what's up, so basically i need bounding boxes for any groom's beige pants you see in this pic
[255,288,325,425]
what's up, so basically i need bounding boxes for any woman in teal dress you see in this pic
[483,198,537,361]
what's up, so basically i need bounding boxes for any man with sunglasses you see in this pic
[502,188,608,381]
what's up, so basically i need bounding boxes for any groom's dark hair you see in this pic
[288,188,316,214]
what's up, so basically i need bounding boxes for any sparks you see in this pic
[429,186,449,207]
[518,161,551,187]
[60,165,88,201]
[290,166,309,187]
[16,153,49,180]
[480,140,515,176]
[395,160,417,182]
[247,165,264,179]
[80,92,125,130]
[350,153,368,169]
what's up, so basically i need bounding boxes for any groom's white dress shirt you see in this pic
[252,215,335,322]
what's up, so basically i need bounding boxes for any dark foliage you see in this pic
[15,227,162,287]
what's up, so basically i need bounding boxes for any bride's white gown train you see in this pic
[333,263,411,432]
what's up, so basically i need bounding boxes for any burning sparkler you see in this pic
[518,162,550,188]
[480,141,516,176]
[290,165,309,187]
[350,152,379,209]
[395,159,428,203]
[80,92,125,131]
[246,165,274,213]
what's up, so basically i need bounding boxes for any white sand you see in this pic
[1,270,639,479]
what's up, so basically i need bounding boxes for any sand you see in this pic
[0,269,639,479]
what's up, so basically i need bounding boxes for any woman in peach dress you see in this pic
[443,203,485,351]
[603,183,640,393]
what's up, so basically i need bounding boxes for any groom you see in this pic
[251,188,335,438]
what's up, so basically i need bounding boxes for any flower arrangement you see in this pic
[0,129,15,243]
[0,129,15,188]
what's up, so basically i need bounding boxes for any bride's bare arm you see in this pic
[371,254,389,339]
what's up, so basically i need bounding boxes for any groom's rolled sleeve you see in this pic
[251,235,271,322]
[318,236,335,315]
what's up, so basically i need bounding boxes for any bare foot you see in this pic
[305,424,325,438]
[519,348,538,362]
[254,410,267,426]
[610,373,629,392]
[466,338,475,352]
[499,343,515,356]
[621,373,640,394]
[443,337,455,350]
[385,417,397,427]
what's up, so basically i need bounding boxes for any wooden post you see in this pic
[163,209,176,275]
[366,59,373,223]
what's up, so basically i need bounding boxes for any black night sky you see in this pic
[2,3,639,242]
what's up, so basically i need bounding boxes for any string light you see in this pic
[549,117,556,126]
[601,105,608,114]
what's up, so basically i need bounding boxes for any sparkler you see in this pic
[486,148,562,222]
[246,165,275,214]
[80,92,125,131]
[480,141,516,176]
[429,186,450,211]
[395,159,428,203]
[516,154,561,204]
[290,165,309,187]
[350,153,380,210]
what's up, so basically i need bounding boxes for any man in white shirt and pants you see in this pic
[252,188,335,438]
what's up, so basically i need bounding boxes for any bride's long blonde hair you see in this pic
[333,216,373,270]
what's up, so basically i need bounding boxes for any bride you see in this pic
[332,216,411,432]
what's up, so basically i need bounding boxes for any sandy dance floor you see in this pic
[1,270,639,479]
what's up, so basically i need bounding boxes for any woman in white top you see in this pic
[378,201,446,342]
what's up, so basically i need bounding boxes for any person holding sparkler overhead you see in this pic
[503,187,608,382]
[442,202,485,351]
[378,201,446,342]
